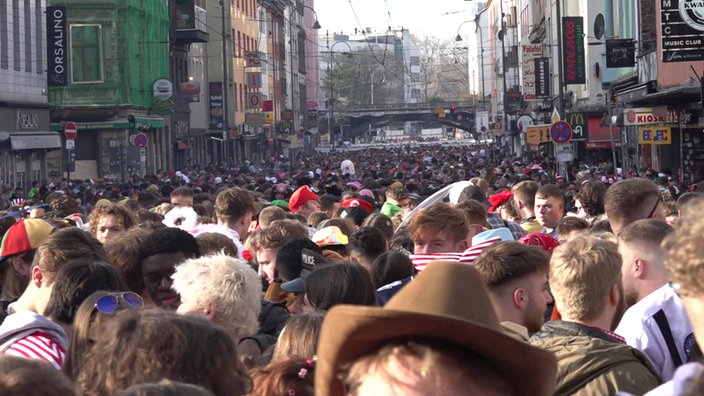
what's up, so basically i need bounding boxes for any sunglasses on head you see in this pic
[94,292,144,314]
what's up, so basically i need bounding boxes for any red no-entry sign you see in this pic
[64,121,78,140]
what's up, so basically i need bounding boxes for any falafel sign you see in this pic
[662,0,704,62]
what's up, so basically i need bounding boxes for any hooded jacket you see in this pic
[0,311,68,369]
[530,320,661,396]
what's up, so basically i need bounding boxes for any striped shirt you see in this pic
[410,237,502,272]
[4,331,66,369]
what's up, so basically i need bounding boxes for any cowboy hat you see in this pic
[315,260,557,395]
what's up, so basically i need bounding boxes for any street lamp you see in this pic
[294,4,322,30]
[326,38,353,148]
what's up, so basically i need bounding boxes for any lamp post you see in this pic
[326,38,353,149]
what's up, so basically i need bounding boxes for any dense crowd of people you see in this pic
[0,142,702,395]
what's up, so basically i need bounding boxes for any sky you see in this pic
[314,0,482,43]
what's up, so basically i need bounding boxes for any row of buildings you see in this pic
[475,0,704,182]
[1,0,323,188]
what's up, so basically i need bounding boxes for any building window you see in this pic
[12,0,19,71]
[70,24,103,83]
[410,56,420,66]
[0,3,7,69]
[35,0,42,74]
[411,88,420,99]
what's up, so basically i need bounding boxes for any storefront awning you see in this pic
[628,85,700,106]
[588,117,620,143]
[0,132,62,150]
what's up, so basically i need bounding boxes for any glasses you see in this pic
[95,292,144,314]
[647,196,663,219]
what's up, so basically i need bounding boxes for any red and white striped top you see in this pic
[410,237,503,273]
[4,331,66,369]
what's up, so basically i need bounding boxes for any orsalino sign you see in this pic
[562,17,585,85]
[661,0,704,62]
[46,6,67,87]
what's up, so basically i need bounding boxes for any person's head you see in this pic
[663,198,704,344]
[370,250,416,288]
[348,227,387,272]
[511,180,539,216]
[555,216,590,244]
[315,261,558,396]
[573,180,606,218]
[384,184,411,208]
[307,211,329,228]
[305,262,377,311]
[618,219,674,307]
[473,242,551,333]
[319,194,341,218]
[119,380,214,396]
[103,228,151,294]
[534,184,564,230]
[0,355,75,395]
[361,213,394,245]
[29,227,109,314]
[88,203,137,243]
[604,178,665,234]
[214,188,256,237]
[77,309,251,396]
[171,254,260,341]
[272,311,325,362]
[43,259,126,326]
[170,187,194,208]
[676,191,701,216]
[258,205,288,229]
[63,290,144,380]
[407,203,469,254]
[549,235,625,329]
[250,357,315,396]
[275,238,323,282]
[455,199,489,239]
[289,186,320,219]
[253,219,309,283]
[195,232,238,257]
[138,227,201,309]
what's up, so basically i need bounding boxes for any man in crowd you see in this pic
[288,185,321,221]
[615,219,694,381]
[347,227,387,273]
[315,260,558,395]
[511,180,542,233]
[380,183,411,218]
[534,184,565,238]
[604,178,665,235]
[457,184,526,240]
[170,186,194,208]
[474,241,552,341]
[406,203,469,254]
[530,235,661,395]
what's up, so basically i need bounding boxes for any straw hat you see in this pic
[315,260,557,395]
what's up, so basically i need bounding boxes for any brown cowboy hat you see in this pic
[315,260,557,396]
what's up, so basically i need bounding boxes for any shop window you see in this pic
[70,24,103,83]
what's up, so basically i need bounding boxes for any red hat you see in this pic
[518,233,560,253]
[488,190,513,213]
[0,219,56,261]
[288,185,319,212]
[340,197,373,213]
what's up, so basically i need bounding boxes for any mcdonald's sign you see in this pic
[567,112,588,140]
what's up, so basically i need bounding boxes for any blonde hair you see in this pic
[663,198,704,297]
[548,235,621,322]
[171,254,261,339]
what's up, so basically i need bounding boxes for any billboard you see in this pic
[562,17,585,85]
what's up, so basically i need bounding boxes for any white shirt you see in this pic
[615,284,695,381]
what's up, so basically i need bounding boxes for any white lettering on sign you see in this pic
[16,112,39,129]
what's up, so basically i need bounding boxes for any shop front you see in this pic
[0,106,61,191]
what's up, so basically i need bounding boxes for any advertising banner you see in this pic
[534,58,550,98]
[209,82,224,130]
[638,126,672,144]
[661,0,704,62]
[46,6,68,86]
[522,44,543,100]
[562,17,585,85]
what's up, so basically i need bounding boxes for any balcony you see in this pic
[173,2,208,43]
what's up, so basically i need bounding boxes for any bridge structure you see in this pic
[332,101,486,140]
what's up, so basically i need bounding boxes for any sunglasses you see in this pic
[94,292,144,314]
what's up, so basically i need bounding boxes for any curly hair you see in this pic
[574,181,606,218]
[171,254,260,340]
[663,198,704,297]
[137,227,201,264]
[76,309,252,396]
[88,203,137,236]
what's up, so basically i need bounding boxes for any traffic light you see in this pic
[450,105,456,115]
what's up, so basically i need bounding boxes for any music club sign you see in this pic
[661,0,704,62]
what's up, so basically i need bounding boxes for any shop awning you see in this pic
[628,85,700,106]
[588,117,620,143]
[0,132,62,150]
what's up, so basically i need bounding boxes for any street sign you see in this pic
[554,143,574,162]
[134,133,149,148]
[550,121,573,144]
[64,121,78,140]
[65,139,75,149]
[526,124,552,144]
[551,108,561,123]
